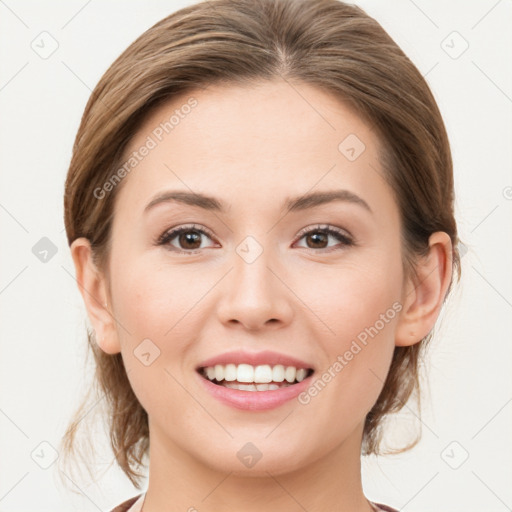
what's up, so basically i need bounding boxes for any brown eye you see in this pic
[157,224,216,253]
[295,225,354,252]
[304,231,329,249]
[176,230,203,250]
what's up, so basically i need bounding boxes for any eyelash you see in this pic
[156,223,354,254]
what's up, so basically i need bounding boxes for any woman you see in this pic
[60,0,460,510]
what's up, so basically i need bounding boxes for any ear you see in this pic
[395,231,453,347]
[70,237,121,354]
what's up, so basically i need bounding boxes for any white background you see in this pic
[0,1,511,511]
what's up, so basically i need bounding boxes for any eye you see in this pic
[293,224,354,252]
[156,223,354,255]
[156,224,217,253]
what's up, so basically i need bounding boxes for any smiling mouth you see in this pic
[197,363,314,391]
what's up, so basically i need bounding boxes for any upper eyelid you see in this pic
[295,224,352,239]
[157,224,216,244]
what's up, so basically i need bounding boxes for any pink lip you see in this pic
[196,349,314,370]
[196,370,314,411]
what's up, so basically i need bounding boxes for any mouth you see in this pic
[197,363,315,392]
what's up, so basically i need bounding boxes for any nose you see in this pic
[216,241,294,331]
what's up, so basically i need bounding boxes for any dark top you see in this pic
[109,493,400,511]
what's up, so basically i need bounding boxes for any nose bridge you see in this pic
[234,234,274,293]
[216,234,293,329]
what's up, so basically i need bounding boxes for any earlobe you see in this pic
[70,237,121,355]
[395,232,453,347]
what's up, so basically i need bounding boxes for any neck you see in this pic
[142,420,373,512]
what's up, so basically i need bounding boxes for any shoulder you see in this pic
[109,494,144,512]
[108,495,397,512]
[371,503,400,512]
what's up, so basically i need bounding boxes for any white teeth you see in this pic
[272,364,285,382]
[238,384,255,391]
[254,364,273,383]
[224,363,237,381]
[223,382,288,391]
[237,364,254,383]
[296,368,308,382]
[222,382,242,390]
[284,366,296,383]
[223,382,255,391]
[201,363,311,386]
[214,364,224,381]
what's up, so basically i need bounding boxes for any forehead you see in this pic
[114,79,394,219]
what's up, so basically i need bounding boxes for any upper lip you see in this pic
[197,350,314,370]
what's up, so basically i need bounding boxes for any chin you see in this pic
[193,434,320,477]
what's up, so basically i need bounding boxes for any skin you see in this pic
[71,79,452,512]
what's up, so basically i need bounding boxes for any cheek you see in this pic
[317,254,403,344]
[109,256,202,414]
[306,254,403,407]
[109,252,222,388]
[110,252,203,341]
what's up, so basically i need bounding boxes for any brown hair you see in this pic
[60,0,461,489]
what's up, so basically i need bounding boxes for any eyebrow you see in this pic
[144,189,372,215]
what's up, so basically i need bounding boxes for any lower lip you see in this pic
[196,372,314,411]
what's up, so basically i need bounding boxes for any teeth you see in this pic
[223,382,285,391]
[254,365,273,383]
[272,365,285,382]
[214,364,224,381]
[296,368,308,382]
[224,363,237,381]
[201,363,311,386]
[237,363,254,383]
[284,366,296,383]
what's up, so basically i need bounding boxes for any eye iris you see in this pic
[180,231,202,249]
[307,232,328,249]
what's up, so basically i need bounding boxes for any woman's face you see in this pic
[102,80,410,474]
